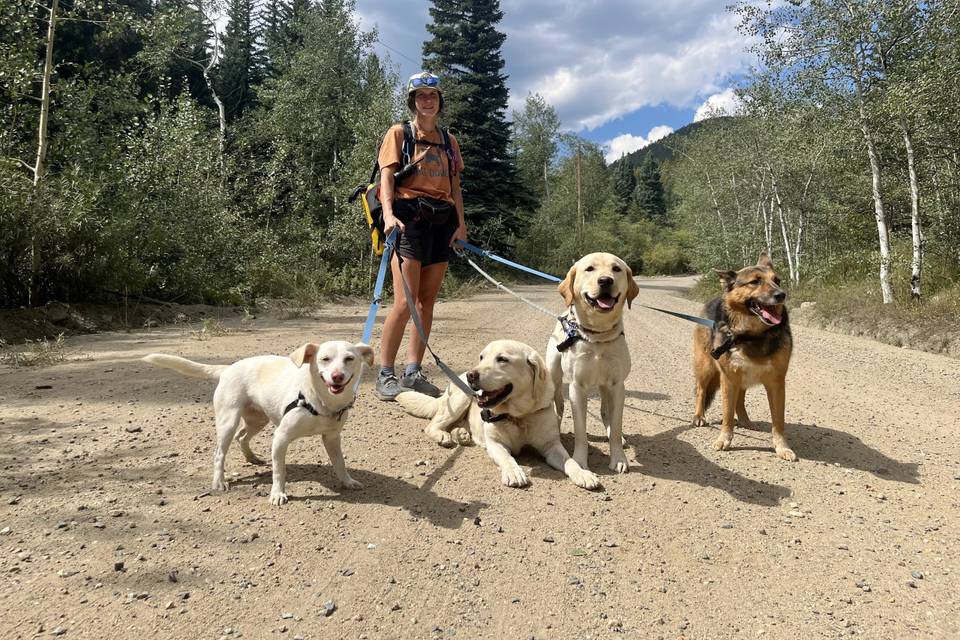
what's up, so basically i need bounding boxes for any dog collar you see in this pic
[282,391,351,422]
[480,408,508,423]
[556,309,625,353]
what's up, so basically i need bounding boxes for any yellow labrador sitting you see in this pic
[143,341,374,505]
[396,340,600,490]
[547,253,639,474]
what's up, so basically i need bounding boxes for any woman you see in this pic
[374,72,467,401]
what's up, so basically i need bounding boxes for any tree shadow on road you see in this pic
[231,448,486,529]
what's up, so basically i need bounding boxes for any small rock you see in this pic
[838,544,849,550]
[280,612,294,620]
[114,561,125,572]
[165,601,175,610]
[906,580,917,588]
[542,536,555,543]
[321,600,336,617]
[168,570,179,582]
[567,575,581,585]
[0,527,11,535]
[720,523,734,529]
[341,568,354,577]
[108,510,124,517]
[57,569,79,578]
[390,603,402,611]
[124,425,142,433]
[788,510,804,518]
[51,627,67,636]
[92,522,105,529]
[8,496,21,505]
[911,570,923,580]
[367,543,377,550]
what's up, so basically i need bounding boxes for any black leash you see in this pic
[394,252,477,398]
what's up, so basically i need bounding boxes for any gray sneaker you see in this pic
[399,370,442,397]
[374,373,403,401]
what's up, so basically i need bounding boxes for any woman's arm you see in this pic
[380,165,405,235]
[450,172,467,246]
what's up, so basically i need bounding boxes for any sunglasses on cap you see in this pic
[411,75,439,88]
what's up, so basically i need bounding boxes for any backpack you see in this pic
[349,121,456,256]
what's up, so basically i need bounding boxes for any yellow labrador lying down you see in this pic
[396,340,600,490]
[143,341,373,505]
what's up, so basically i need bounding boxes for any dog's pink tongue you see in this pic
[760,306,782,324]
[597,296,616,309]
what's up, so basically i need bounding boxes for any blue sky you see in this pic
[355,1,753,162]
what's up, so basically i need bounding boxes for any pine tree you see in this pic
[262,0,310,78]
[215,0,261,122]
[422,0,533,246]
[633,155,667,224]
[611,155,636,214]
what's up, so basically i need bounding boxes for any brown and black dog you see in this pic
[692,253,796,461]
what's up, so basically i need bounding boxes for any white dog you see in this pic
[396,340,600,490]
[143,341,373,505]
[547,253,639,474]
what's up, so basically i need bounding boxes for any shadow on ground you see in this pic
[231,447,486,529]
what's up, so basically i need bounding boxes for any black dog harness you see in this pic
[556,310,625,353]
[282,391,351,422]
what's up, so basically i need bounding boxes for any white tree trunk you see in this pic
[853,70,894,303]
[29,0,59,307]
[900,123,923,300]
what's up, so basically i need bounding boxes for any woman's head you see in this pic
[406,72,444,116]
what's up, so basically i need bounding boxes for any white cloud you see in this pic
[693,88,743,121]
[604,125,674,163]
[356,0,757,131]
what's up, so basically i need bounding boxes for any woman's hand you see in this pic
[383,209,405,236]
[450,222,467,247]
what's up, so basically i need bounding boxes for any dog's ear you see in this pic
[558,264,577,307]
[353,342,375,367]
[757,252,774,269]
[715,270,737,292]
[624,263,640,309]
[289,343,318,368]
[526,349,549,403]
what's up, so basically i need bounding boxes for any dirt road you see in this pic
[1,277,958,639]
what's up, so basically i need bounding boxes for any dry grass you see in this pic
[0,333,89,368]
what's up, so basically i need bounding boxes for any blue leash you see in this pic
[353,229,398,394]
[360,229,398,345]
[455,240,562,283]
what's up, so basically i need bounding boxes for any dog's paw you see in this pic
[212,478,229,492]
[609,454,629,474]
[713,434,733,451]
[269,491,288,506]
[452,427,473,446]
[775,447,798,462]
[501,466,529,488]
[427,427,456,448]
[570,468,601,490]
[692,415,709,427]
[340,476,363,490]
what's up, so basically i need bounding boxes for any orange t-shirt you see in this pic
[378,123,463,205]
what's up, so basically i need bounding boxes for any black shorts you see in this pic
[394,198,457,267]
